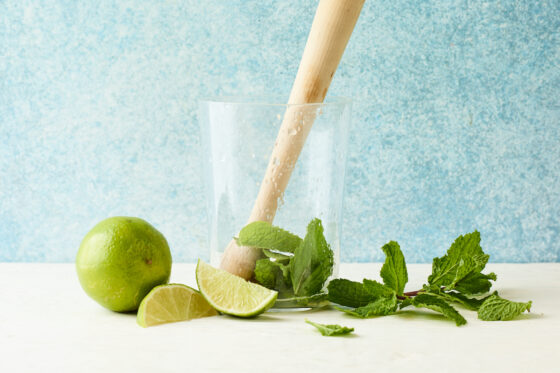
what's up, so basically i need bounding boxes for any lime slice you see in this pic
[137,283,218,327]
[196,260,278,317]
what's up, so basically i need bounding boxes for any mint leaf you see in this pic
[380,241,408,295]
[254,258,292,296]
[237,221,302,253]
[274,293,329,309]
[428,231,490,290]
[336,294,398,318]
[328,279,377,307]
[423,285,490,310]
[477,294,532,321]
[305,319,354,337]
[363,279,397,299]
[254,259,278,289]
[412,293,467,326]
[328,279,394,308]
[443,292,488,310]
[334,280,398,318]
[290,219,334,297]
[454,272,497,295]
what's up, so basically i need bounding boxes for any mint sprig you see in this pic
[238,218,334,302]
[237,218,533,326]
[328,231,532,326]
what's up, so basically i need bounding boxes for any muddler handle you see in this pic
[220,0,365,279]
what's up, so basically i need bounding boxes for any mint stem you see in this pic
[397,289,421,300]
[404,289,422,297]
[397,287,443,300]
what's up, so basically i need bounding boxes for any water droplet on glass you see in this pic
[277,194,285,207]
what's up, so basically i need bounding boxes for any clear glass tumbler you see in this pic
[199,96,351,281]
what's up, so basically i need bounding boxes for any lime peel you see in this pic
[76,216,172,312]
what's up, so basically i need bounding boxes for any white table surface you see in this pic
[0,263,558,373]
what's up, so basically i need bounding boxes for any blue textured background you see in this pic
[1,0,559,263]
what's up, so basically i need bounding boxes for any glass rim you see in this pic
[199,95,352,107]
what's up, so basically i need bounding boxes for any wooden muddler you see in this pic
[220,0,365,279]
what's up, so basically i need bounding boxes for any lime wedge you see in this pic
[196,260,278,317]
[137,283,218,327]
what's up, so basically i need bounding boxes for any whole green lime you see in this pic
[76,216,172,312]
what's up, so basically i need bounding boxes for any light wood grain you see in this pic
[220,0,365,279]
